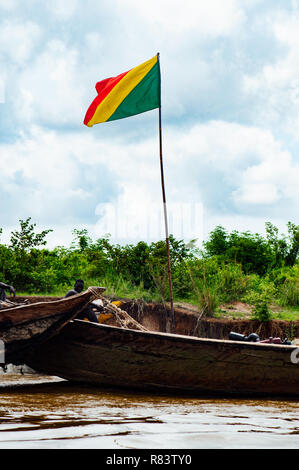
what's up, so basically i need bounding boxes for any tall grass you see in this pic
[215,263,253,303]
[86,273,157,303]
[278,278,299,307]
[268,265,299,307]
[187,264,218,316]
[185,261,257,317]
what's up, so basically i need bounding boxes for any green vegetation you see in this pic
[0,217,298,321]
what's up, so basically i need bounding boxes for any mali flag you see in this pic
[84,55,161,127]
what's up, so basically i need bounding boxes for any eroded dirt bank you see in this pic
[10,295,299,341]
[121,300,299,341]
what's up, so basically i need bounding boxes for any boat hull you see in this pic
[25,319,299,397]
[0,287,105,365]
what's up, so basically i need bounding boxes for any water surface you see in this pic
[0,370,298,449]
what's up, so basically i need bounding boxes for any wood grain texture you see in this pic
[0,287,106,364]
[25,319,299,397]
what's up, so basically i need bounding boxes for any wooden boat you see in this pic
[0,286,105,365]
[23,318,299,397]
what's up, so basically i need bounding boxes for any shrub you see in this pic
[243,281,277,322]
[216,263,250,303]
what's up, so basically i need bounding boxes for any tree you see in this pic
[202,226,229,257]
[203,226,272,275]
[10,218,52,252]
[285,222,299,266]
[71,228,92,252]
[265,221,299,267]
[227,230,272,275]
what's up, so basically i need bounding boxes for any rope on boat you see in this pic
[100,296,148,332]
[88,287,148,332]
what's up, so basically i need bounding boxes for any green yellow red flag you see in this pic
[84,55,161,127]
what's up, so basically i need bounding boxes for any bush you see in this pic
[203,222,299,275]
[252,296,272,322]
[265,265,299,307]
[243,281,277,322]
[216,263,250,303]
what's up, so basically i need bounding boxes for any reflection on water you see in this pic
[0,369,298,449]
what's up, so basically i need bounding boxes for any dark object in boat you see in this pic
[0,286,105,365]
[259,337,292,345]
[229,331,260,342]
[24,319,299,397]
[229,331,292,345]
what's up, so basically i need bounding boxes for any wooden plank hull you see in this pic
[24,319,299,397]
[0,287,105,365]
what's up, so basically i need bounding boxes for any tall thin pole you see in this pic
[157,52,175,329]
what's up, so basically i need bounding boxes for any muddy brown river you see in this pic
[0,368,298,450]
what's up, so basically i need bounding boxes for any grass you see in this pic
[15,277,161,303]
[214,303,299,321]
[12,275,299,322]
[273,306,299,321]
[214,309,251,320]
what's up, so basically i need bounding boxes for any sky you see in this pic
[0,0,299,248]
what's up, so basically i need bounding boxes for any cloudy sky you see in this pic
[0,0,298,248]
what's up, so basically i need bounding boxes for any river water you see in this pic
[0,367,298,450]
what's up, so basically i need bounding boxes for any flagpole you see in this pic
[157,52,175,329]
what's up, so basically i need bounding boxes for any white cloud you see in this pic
[84,32,105,52]
[46,0,79,19]
[0,1,298,247]
[0,118,298,245]
[13,39,86,126]
[233,151,299,206]
[0,0,17,10]
[91,121,299,243]
[0,75,4,103]
[234,183,279,205]
[122,0,245,37]
[1,126,81,192]
[0,19,41,65]
[242,11,299,139]
[0,126,97,226]
[162,121,298,213]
